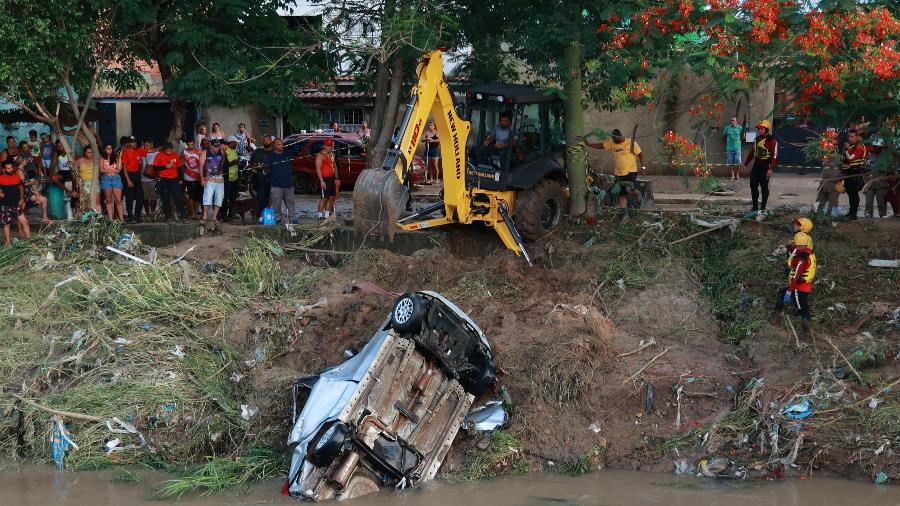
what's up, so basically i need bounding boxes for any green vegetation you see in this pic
[0,217,331,489]
[459,431,530,481]
[155,447,287,499]
[558,447,605,476]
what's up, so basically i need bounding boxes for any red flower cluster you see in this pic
[625,79,654,99]
[663,130,707,176]
[733,64,748,80]
[819,129,838,160]
[863,44,900,80]
[688,95,725,122]
[744,0,781,44]
[709,26,738,56]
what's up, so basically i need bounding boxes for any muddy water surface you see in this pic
[1,467,898,505]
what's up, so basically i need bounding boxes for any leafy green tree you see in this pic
[308,0,460,168]
[118,0,321,144]
[0,0,142,210]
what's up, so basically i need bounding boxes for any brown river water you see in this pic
[1,466,898,505]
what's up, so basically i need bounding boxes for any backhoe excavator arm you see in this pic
[352,50,532,264]
[382,51,469,198]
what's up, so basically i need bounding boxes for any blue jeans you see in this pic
[726,150,742,165]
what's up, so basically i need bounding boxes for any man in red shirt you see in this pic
[152,143,186,222]
[840,129,866,220]
[120,136,148,223]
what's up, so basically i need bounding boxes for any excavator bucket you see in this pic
[352,168,410,240]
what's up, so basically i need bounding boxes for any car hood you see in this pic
[286,330,390,496]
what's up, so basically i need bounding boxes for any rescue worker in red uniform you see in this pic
[773,231,816,337]
[743,119,778,214]
[841,128,867,220]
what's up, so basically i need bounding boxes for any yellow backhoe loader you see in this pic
[353,50,571,265]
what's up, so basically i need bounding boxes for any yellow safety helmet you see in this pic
[793,232,812,249]
[793,232,813,250]
[793,217,813,234]
[756,119,772,131]
[835,181,846,194]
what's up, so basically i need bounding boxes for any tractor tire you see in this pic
[513,178,567,241]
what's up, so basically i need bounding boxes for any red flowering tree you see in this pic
[599,0,900,174]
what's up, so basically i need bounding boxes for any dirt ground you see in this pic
[155,211,899,484]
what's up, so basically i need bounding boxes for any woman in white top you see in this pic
[210,122,226,141]
[196,123,208,147]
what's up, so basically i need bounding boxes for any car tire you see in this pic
[459,352,496,396]
[514,178,568,242]
[390,293,426,333]
[294,172,313,194]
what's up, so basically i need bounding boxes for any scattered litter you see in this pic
[170,345,186,359]
[464,400,507,431]
[875,472,888,485]
[240,404,259,421]
[117,233,137,251]
[868,259,899,268]
[827,302,847,311]
[165,245,197,266]
[874,441,890,455]
[616,278,625,289]
[230,372,245,383]
[868,398,881,409]
[674,458,691,475]
[49,415,78,469]
[105,438,121,455]
[782,400,815,420]
[697,457,731,477]
[588,422,603,433]
[112,337,132,345]
[106,245,151,265]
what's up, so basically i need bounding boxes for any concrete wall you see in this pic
[585,73,775,176]
[201,105,280,140]
[115,103,133,138]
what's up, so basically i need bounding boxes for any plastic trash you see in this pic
[783,291,792,304]
[170,345,186,359]
[49,415,78,469]
[241,404,259,421]
[868,259,899,268]
[875,471,888,484]
[117,232,136,251]
[697,457,730,477]
[782,400,814,420]
[464,400,507,431]
[260,207,276,225]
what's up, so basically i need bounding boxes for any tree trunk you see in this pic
[169,97,188,146]
[367,58,390,168]
[368,56,405,169]
[563,24,586,215]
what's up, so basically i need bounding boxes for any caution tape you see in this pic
[647,161,824,170]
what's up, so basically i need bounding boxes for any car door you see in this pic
[335,140,366,185]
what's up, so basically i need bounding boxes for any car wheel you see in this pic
[390,293,426,333]
[459,352,496,396]
[294,173,313,194]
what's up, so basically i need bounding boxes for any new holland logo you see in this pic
[446,110,461,179]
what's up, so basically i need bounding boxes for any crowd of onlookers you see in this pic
[0,121,358,245]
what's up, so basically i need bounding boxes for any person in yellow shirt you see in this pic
[585,128,646,208]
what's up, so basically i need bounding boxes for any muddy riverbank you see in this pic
[0,211,898,496]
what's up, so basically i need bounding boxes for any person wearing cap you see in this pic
[316,137,338,219]
[773,230,816,338]
[840,128,867,220]
[263,138,296,223]
[221,135,240,221]
[199,138,227,228]
[120,136,147,223]
[743,119,778,214]
[584,128,646,209]
[249,134,274,219]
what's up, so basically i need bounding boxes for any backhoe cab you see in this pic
[352,50,569,264]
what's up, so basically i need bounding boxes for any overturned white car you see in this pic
[286,291,496,500]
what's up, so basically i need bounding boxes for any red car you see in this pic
[284,133,426,194]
